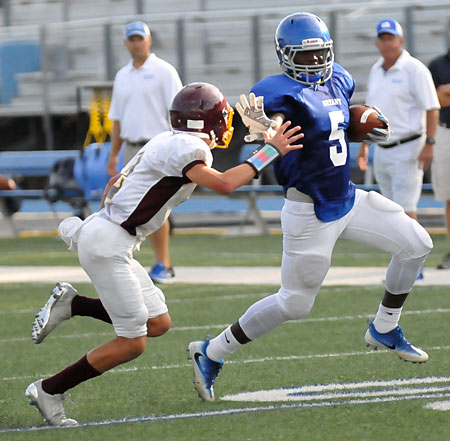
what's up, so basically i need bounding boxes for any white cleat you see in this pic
[187,340,223,401]
[31,282,78,344]
[25,380,78,426]
[364,319,428,363]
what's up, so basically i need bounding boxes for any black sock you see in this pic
[71,295,112,324]
[42,354,101,395]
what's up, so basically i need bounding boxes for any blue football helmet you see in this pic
[275,12,334,85]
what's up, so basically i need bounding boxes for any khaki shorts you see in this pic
[77,216,168,338]
[431,124,450,202]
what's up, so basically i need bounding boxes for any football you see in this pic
[347,104,387,142]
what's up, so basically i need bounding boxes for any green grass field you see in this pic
[0,232,448,267]
[0,234,449,440]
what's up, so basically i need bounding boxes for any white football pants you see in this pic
[276,189,432,320]
[77,216,168,338]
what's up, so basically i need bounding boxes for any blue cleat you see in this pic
[364,319,428,363]
[149,262,175,284]
[187,340,223,401]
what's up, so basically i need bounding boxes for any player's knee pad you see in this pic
[155,286,166,304]
[277,252,328,320]
[366,191,433,260]
[408,220,433,258]
[393,218,433,261]
[276,286,319,320]
[283,251,330,289]
[120,305,149,338]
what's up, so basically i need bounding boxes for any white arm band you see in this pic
[244,143,281,177]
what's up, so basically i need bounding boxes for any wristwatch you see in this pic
[425,137,436,145]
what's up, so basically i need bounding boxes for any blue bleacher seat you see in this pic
[0,41,40,104]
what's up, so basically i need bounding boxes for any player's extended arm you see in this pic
[186,121,303,194]
[101,173,121,208]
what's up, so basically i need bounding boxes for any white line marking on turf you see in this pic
[2,392,450,433]
[2,307,449,344]
[3,347,450,382]
[425,400,450,411]
[228,376,450,395]
[221,385,450,402]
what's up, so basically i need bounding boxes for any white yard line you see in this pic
[2,392,450,433]
[3,345,450,382]
[2,308,449,344]
[0,308,450,344]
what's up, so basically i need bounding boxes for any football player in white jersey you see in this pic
[25,82,303,426]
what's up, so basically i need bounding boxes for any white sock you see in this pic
[373,303,402,333]
[206,326,242,362]
[206,294,288,362]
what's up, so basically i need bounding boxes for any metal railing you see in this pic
[0,1,448,148]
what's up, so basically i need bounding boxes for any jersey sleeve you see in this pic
[166,135,213,177]
[251,76,292,115]
[333,63,355,102]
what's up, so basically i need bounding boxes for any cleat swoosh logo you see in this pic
[225,332,230,344]
[194,352,205,370]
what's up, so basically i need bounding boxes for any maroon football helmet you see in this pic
[170,82,234,148]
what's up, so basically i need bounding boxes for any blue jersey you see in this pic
[251,63,356,222]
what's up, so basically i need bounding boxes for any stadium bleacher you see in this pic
[0,0,448,116]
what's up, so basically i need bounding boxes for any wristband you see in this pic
[244,143,281,177]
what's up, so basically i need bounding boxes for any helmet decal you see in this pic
[170,82,234,149]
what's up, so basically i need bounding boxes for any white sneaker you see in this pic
[25,380,78,426]
[31,282,78,344]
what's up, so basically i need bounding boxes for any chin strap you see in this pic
[244,143,281,178]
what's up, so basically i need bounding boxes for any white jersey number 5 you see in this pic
[328,110,347,166]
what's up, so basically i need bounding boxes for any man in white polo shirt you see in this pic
[107,21,183,283]
[357,18,440,278]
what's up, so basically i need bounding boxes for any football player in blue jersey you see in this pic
[188,12,433,402]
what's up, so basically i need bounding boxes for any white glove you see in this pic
[236,93,277,143]
[364,104,391,142]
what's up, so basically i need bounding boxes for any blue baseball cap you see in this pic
[376,19,403,37]
[125,21,151,39]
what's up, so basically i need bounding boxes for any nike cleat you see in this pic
[187,340,223,401]
[149,262,175,284]
[25,380,78,426]
[364,319,428,363]
[31,282,78,344]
